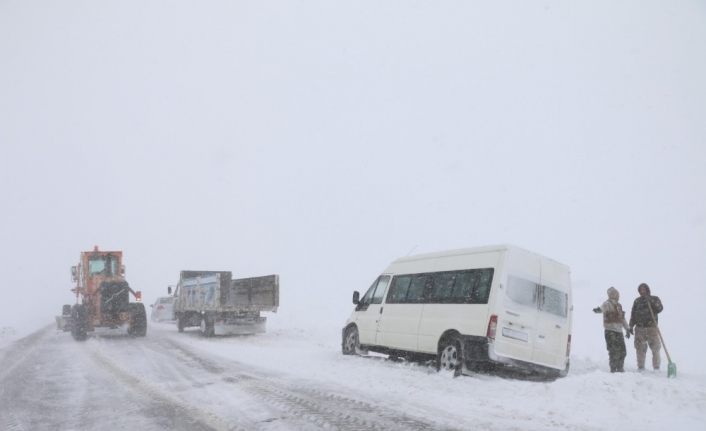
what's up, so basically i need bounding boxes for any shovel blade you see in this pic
[667,361,677,378]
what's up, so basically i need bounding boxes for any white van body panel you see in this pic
[344,245,572,375]
[534,258,572,369]
[495,248,542,364]
[417,304,487,353]
[412,251,502,353]
[353,275,391,346]
[376,304,423,351]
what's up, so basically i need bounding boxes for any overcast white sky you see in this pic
[1,1,705,367]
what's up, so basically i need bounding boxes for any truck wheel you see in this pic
[128,303,147,337]
[71,304,88,341]
[342,325,360,355]
[177,316,185,333]
[437,335,462,376]
[200,316,215,337]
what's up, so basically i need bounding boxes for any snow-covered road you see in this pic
[1,322,705,430]
[0,325,451,430]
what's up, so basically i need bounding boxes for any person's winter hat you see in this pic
[638,283,651,295]
[607,287,620,300]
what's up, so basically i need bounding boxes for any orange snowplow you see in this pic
[57,246,146,341]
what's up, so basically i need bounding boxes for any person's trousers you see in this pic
[634,326,661,370]
[604,330,626,372]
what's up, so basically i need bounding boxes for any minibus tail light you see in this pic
[487,315,498,340]
[566,334,572,357]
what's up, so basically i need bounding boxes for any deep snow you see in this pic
[1,0,704,429]
[3,307,702,431]
[161,313,706,431]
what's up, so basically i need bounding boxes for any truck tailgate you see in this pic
[228,275,279,312]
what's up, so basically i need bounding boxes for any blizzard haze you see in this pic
[1,0,706,374]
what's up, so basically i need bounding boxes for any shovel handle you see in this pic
[647,300,672,363]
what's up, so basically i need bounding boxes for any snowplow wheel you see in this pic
[177,316,185,333]
[437,335,463,376]
[71,304,88,341]
[342,325,360,355]
[128,303,147,337]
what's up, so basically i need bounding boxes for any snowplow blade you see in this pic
[214,316,267,336]
[55,315,72,332]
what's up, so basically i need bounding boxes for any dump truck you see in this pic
[57,246,146,341]
[172,270,279,336]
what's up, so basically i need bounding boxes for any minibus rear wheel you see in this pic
[437,335,463,375]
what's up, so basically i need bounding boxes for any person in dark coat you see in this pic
[629,283,663,370]
[593,287,631,372]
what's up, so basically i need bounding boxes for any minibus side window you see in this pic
[405,275,428,303]
[540,286,568,317]
[427,268,493,304]
[431,272,456,301]
[387,275,412,303]
[472,268,494,303]
[507,276,538,307]
[453,272,474,302]
[371,275,391,304]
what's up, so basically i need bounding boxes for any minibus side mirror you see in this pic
[352,291,360,305]
[168,286,172,295]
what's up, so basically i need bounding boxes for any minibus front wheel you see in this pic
[342,325,360,355]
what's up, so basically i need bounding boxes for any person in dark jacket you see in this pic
[593,287,631,372]
[629,283,663,370]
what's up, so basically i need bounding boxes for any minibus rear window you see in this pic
[507,277,538,307]
[541,286,568,317]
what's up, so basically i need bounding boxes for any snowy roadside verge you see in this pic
[150,315,706,431]
[0,321,51,350]
[0,326,19,350]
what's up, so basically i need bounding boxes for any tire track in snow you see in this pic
[1,326,227,431]
[0,411,28,431]
[157,337,456,431]
[0,326,61,431]
[0,325,52,383]
[87,344,251,431]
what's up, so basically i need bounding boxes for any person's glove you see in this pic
[592,307,601,313]
[625,331,631,339]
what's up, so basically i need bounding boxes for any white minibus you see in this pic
[342,245,572,377]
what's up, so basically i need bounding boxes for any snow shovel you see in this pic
[647,300,676,378]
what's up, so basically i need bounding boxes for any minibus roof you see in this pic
[391,244,569,269]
